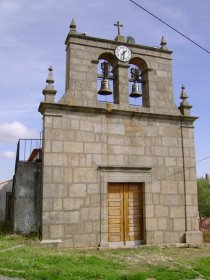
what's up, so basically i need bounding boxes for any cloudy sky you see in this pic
[0,0,209,181]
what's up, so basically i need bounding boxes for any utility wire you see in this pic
[129,0,210,54]
[196,156,210,164]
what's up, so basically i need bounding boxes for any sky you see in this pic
[0,0,209,181]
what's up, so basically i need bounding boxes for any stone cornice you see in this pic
[38,102,198,123]
[65,32,173,55]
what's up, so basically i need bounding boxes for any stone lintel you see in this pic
[38,102,198,124]
[98,166,152,172]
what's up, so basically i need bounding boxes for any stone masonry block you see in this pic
[50,224,64,239]
[109,145,144,155]
[155,205,169,217]
[170,206,185,218]
[152,193,160,205]
[145,205,154,218]
[169,147,182,157]
[185,181,197,195]
[52,118,63,129]
[63,198,84,210]
[164,232,180,243]
[44,116,53,128]
[161,181,178,194]
[43,184,68,198]
[53,167,64,183]
[191,217,200,231]
[64,142,83,153]
[69,184,87,197]
[74,233,97,247]
[84,143,101,153]
[87,184,99,194]
[81,207,100,221]
[158,218,168,230]
[43,166,52,183]
[185,231,202,243]
[53,198,63,211]
[159,126,179,137]
[186,206,199,217]
[43,184,59,198]
[44,153,67,166]
[65,211,80,224]
[75,131,95,142]
[51,141,63,153]
[73,168,97,183]
[108,123,125,135]
[146,218,158,231]
[154,231,164,244]
[154,146,168,156]
[80,120,93,131]
[108,135,124,145]
[42,198,53,211]
[64,168,73,183]
[186,194,198,206]
[151,182,161,193]
[44,140,51,152]
[65,224,78,237]
[108,155,124,166]
[173,218,185,231]
[163,195,184,206]
[162,137,178,146]
[165,157,177,167]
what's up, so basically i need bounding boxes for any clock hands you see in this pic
[122,50,126,60]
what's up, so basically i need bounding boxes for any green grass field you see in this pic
[0,234,210,280]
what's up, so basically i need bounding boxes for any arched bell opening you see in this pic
[128,57,149,107]
[97,53,117,104]
[128,64,142,107]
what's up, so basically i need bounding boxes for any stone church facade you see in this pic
[38,20,202,247]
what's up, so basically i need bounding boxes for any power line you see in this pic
[129,0,210,54]
[196,156,210,164]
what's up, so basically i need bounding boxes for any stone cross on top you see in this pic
[114,21,123,36]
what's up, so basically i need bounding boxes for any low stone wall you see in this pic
[13,162,41,234]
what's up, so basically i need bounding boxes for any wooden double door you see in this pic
[108,183,143,243]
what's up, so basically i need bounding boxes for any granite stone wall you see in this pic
[39,32,201,247]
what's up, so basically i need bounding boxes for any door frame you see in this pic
[98,166,151,248]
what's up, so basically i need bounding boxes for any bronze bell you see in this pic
[129,82,142,98]
[98,79,112,95]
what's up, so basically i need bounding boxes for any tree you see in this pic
[197,178,210,225]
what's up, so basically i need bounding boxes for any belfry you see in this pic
[36,19,202,247]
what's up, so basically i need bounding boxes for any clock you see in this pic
[115,45,131,62]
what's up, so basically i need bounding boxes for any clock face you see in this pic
[115,45,131,62]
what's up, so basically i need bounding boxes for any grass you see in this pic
[0,234,210,280]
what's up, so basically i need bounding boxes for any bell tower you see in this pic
[60,19,179,114]
[39,20,202,248]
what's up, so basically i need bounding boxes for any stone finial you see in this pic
[160,35,168,50]
[70,18,77,33]
[178,85,192,116]
[180,84,188,100]
[46,65,54,85]
[42,66,57,103]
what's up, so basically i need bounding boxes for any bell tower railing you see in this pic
[15,139,42,163]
